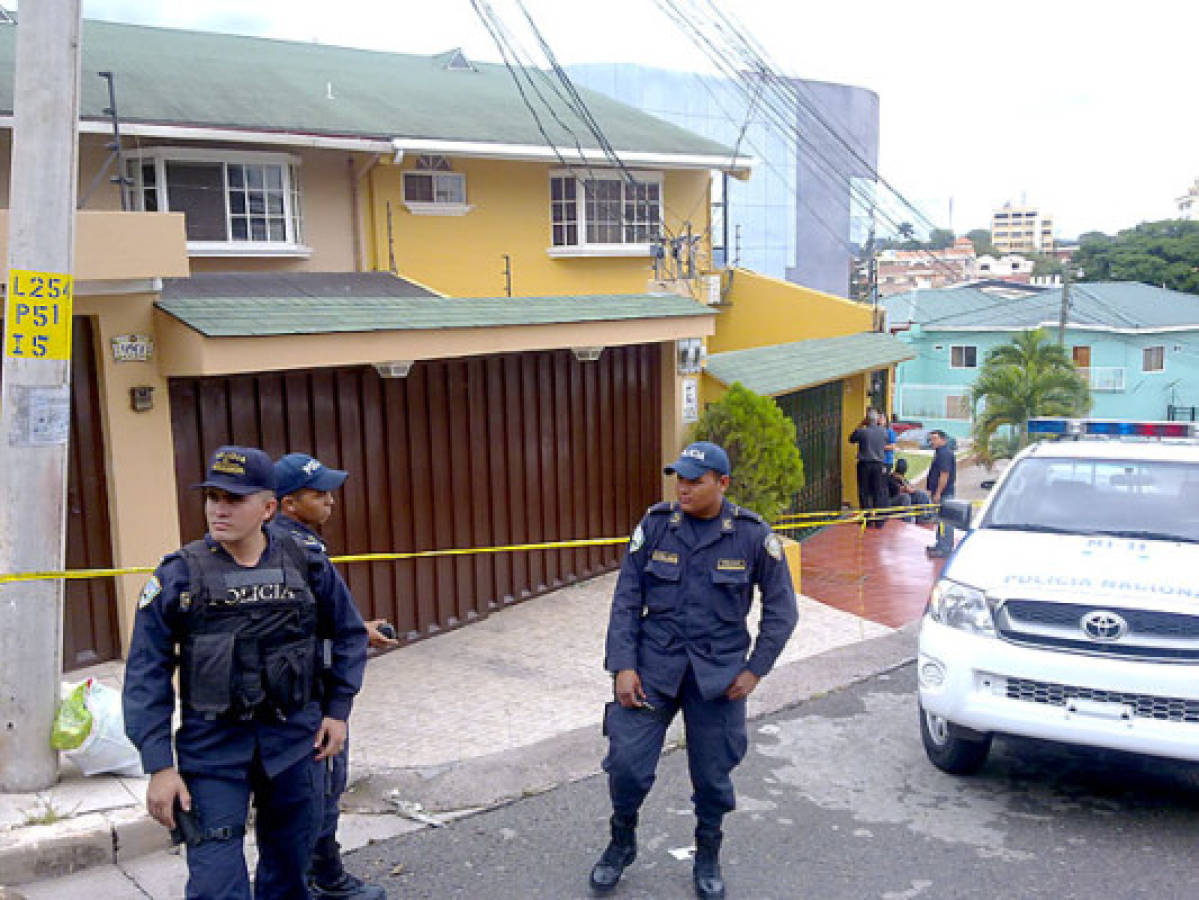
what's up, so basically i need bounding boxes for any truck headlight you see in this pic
[928,578,994,636]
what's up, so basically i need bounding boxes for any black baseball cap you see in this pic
[194,446,277,495]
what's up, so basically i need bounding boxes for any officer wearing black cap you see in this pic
[123,446,369,900]
[589,441,799,899]
[273,452,395,900]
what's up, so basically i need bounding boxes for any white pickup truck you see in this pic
[916,418,1199,774]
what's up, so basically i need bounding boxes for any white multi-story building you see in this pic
[991,202,1054,253]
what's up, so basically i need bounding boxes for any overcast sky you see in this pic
[60,0,1199,239]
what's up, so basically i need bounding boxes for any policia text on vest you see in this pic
[122,446,369,900]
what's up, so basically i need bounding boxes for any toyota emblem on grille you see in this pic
[1080,610,1128,641]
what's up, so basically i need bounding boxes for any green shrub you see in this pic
[691,382,804,522]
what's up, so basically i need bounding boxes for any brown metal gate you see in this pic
[168,345,662,640]
[0,317,121,669]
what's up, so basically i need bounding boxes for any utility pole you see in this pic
[0,0,83,791]
[1057,263,1071,347]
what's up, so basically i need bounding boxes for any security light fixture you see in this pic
[373,360,414,378]
[572,346,604,362]
[676,338,705,374]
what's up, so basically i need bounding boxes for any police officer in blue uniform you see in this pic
[273,452,395,900]
[123,446,368,900]
[590,441,798,899]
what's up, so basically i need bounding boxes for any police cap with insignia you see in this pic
[274,452,348,499]
[195,445,277,495]
[664,441,730,479]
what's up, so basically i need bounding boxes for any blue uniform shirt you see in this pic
[271,512,327,555]
[604,499,799,701]
[123,528,368,779]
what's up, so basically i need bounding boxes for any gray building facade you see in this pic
[568,63,879,298]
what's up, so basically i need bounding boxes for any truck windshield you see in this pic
[983,456,1199,542]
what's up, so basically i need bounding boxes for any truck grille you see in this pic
[1005,676,1199,723]
[995,600,1199,661]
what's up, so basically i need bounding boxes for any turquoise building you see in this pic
[884,282,1199,439]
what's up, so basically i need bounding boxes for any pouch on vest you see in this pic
[264,637,316,715]
[183,632,236,716]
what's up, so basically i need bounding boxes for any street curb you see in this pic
[0,622,919,887]
[351,623,919,815]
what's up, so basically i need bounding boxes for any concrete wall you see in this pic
[709,268,873,355]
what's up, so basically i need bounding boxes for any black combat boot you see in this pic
[692,829,725,900]
[589,813,637,893]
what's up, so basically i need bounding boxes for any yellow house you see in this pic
[701,269,915,513]
[0,19,751,667]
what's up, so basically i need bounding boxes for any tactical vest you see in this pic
[177,535,319,721]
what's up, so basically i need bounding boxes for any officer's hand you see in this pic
[314,716,348,761]
[365,619,399,650]
[614,669,648,709]
[725,670,760,701]
[146,767,190,830]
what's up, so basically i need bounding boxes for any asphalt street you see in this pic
[347,664,1199,899]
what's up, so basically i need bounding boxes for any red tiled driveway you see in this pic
[799,520,948,628]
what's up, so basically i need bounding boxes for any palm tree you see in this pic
[971,328,1091,462]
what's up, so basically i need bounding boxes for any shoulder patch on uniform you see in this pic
[764,533,783,561]
[629,523,645,553]
[138,575,162,609]
[647,501,675,515]
[735,506,765,523]
[295,531,326,553]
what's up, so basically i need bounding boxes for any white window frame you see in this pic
[1142,345,1165,373]
[123,148,310,257]
[546,168,663,259]
[949,344,978,369]
[401,169,472,216]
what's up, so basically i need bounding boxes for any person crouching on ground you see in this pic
[273,452,398,900]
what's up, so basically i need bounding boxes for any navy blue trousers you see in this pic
[311,738,349,883]
[602,665,748,832]
[182,753,322,900]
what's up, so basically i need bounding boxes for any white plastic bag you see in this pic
[63,679,144,777]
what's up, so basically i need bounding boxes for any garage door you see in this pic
[168,344,662,640]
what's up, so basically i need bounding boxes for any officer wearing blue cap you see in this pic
[589,441,798,899]
[273,453,395,900]
[123,445,369,900]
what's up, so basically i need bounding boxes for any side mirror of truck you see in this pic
[939,498,973,530]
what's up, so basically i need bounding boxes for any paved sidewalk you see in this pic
[0,569,899,894]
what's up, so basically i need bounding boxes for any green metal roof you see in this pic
[156,292,714,337]
[705,332,915,397]
[885,281,1199,332]
[0,20,735,159]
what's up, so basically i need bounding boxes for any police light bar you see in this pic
[1027,418,1196,438]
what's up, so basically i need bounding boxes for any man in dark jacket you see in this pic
[589,441,798,899]
[123,446,368,900]
[849,410,889,527]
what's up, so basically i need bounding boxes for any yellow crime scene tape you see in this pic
[0,504,946,585]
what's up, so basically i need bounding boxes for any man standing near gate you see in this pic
[589,441,798,899]
[273,452,397,900]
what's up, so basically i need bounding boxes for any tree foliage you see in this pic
[927,228,956,250]
[691,383,804,522]
[1072,219,1199,294]
[970,329,1091,463]
[966,228,997,257]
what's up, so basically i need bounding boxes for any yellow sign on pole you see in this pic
[5,268,73,360]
